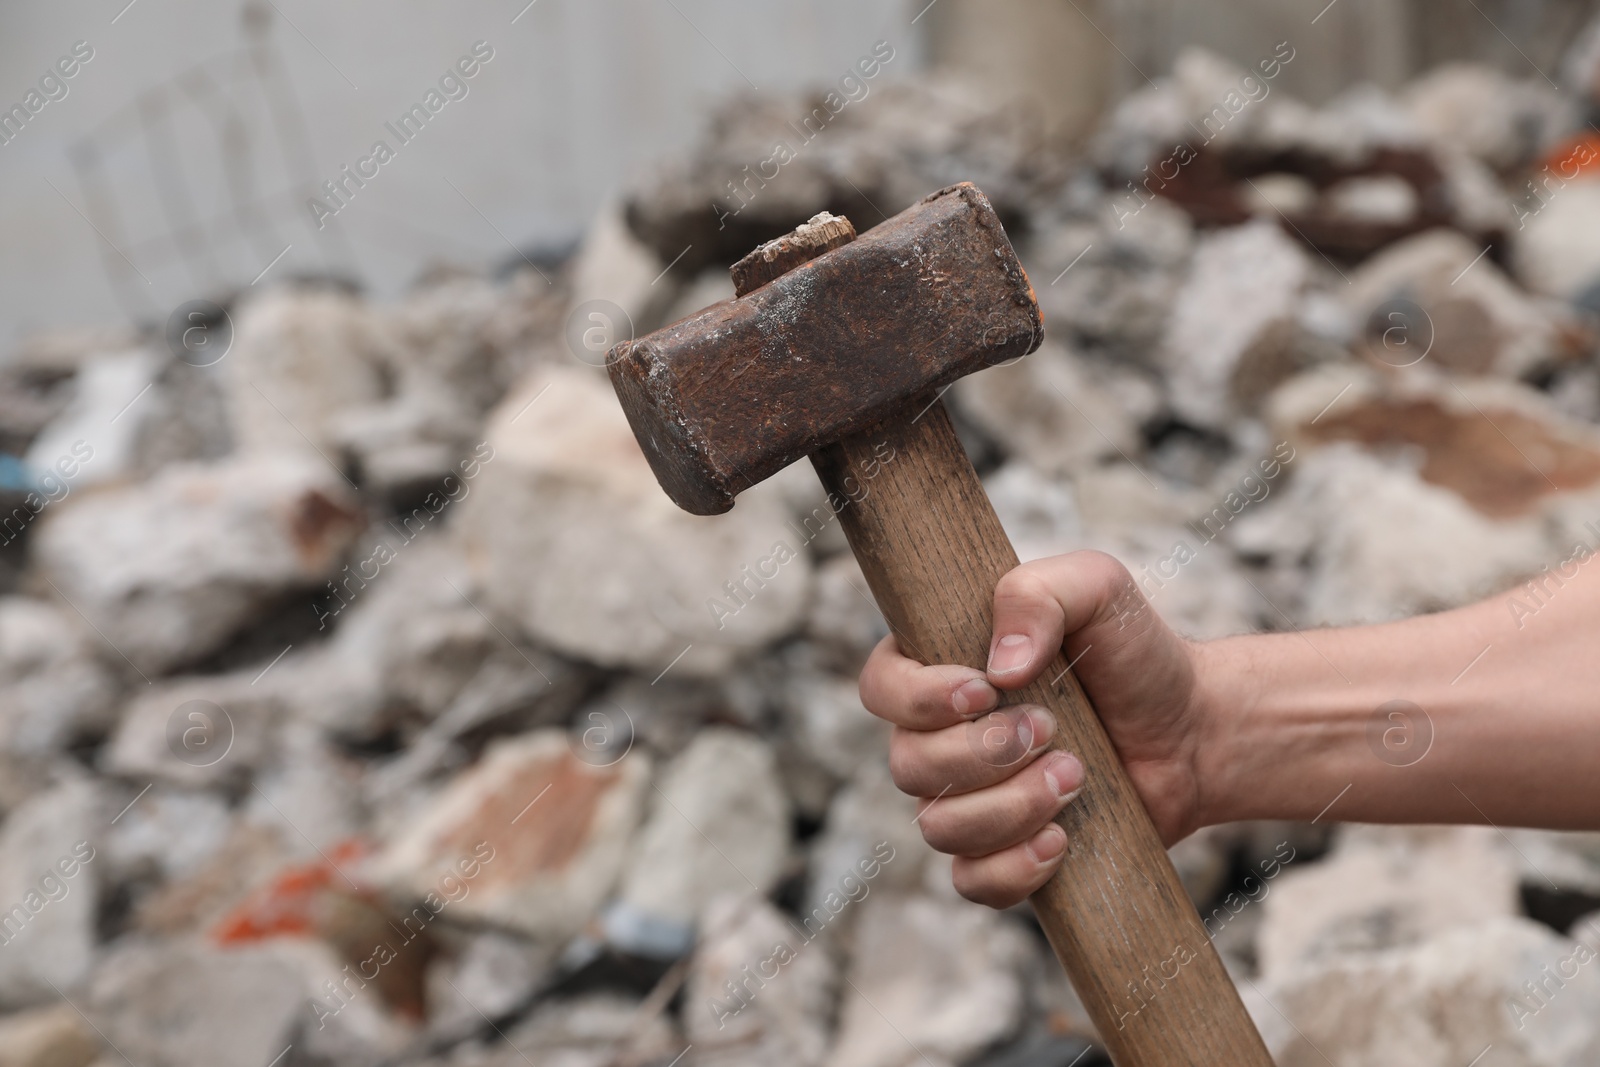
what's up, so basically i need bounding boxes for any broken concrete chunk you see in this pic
[34,455,364,675]
[374,730,649,940]
[616,728,791,929]
[458,367,811,676]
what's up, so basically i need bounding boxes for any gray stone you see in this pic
[223,285,394,459]
[373,730,650,941]
[426,931,553,1038]
[687,894,835,1067]
[1514,181,1600,303]
[1404,63,1562,172]
[457,367,812,676]
[339,275,528,495]
[102,672,282,789]
[803,553,888,671]
[615,729,791,928]
[505,992,680,1067]
[830,894,1030,1067]
[0,598,115,758]
[103,788,233,884]
[1346,228,1566,378]
[0,779,100,1008]
[953,341,1142,477]
[1257,826,1519,979]
[33,454,364,674]
[1159,220,1311,430]
[87,939,306,1067]
[1248,917,1600,1067]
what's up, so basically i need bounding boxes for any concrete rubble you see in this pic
[3,32,1600,1067]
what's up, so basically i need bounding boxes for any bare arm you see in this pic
[859,550,1600,909]
[1199,566,1600,831]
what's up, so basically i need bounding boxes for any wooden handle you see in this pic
[812,402,1272,1067]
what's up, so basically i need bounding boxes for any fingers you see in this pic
[914,750,1084,855]
[888,706,1056,797]
[951,825,1068,909]
[860,635,999,730]
[988,550,1145,690]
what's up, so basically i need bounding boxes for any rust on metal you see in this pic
[607,182,1043,515]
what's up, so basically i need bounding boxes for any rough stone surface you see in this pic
[224,286,394,458]
[1160,220,1311,429]
[954,340,1142,476]
[616,728,791,928]
[1259,826,1520,979]
[0,780,100,1008]
[0,599,115,758]
[1249,917,1600,1067]
[374,730,650,940]
[686,894,835,1067]
[830,894,1030,1067]
[458,366,812,675]
[1345,228,1568,378]
[34,454,365,674]
[87,940,305,1067]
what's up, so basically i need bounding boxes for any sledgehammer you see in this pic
[606,183,1272,1066]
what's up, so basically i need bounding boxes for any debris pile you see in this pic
[5,37,1600,1067]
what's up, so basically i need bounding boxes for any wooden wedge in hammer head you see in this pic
[603,182,1274,1066]
[607,182,1042,514]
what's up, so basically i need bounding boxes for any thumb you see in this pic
[986,550,1157,690]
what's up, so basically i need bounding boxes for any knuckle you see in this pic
[951,862,1015,909]
[886,734,922,793]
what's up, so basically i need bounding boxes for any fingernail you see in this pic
[989,633,1032,675]
[951,678,997,719]
[1027,823,1067,864]
[1044,752,1084,801]
[1024,707,1055,750]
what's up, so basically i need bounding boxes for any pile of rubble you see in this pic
[6,33,1600,1067]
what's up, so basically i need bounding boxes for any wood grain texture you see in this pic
[812,402,1273,1067]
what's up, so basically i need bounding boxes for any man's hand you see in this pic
[858,550,1214,909]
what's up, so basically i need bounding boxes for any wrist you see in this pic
[1183,635,1261,830]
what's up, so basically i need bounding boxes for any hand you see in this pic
[858,550,1215,908]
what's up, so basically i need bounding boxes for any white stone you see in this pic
[1346,228,1564,377]
[0,598,115,758]
[830,894,1030,1067]
[34,454,364,674]
[1404,63,1561,172]
[1244,442,1548,626]
[1515,181,1600,303]
[87,940,305,1067]
[954,341,1141,476]
[616,728,791,927]
[458,366,812,675]
[1159,220,1310,429]
[23,348,159,490]
[687,894,835,1067]
[223,286,394,458]
[1323,174,1418,224]
[0,780,100,1008]
[807,763,936,918]
[1258,826,1519,979]
[373,730,649,940]
[102,672,283,789]
[567,200,672,345]
[1249,917,1600,1067]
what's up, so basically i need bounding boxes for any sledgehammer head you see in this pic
[606,182,1043,515]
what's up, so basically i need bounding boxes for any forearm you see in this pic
[1196,566,1600,831]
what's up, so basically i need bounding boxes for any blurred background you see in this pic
[5,1,1600,1065]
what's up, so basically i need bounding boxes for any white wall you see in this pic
[0,0,922,346]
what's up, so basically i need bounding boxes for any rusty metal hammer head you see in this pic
[606,182,1043,515]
